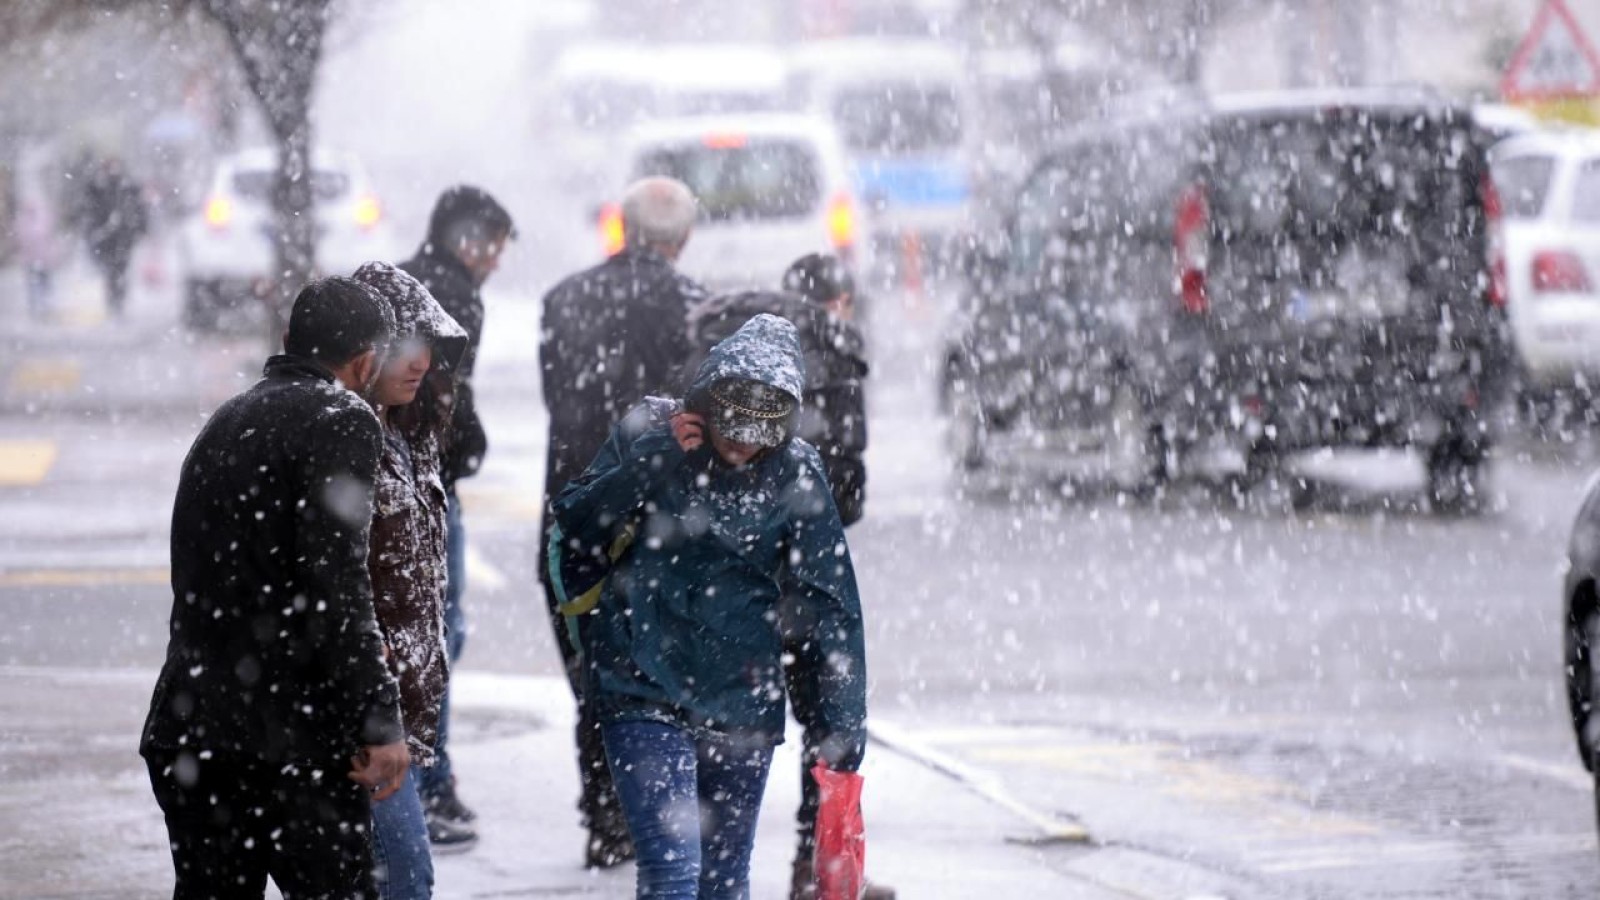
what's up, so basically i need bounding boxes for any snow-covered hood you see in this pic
[352,261,468,373]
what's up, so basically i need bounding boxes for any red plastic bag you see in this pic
[812,762,866,900]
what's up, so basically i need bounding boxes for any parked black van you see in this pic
[942,90,1513,510]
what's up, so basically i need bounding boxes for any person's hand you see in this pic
[349,741,410,802]
[671,411,707,452]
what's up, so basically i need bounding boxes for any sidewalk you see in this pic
[0,666,1129,899]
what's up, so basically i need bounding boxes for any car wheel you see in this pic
[946,369,987,472]
[1240,444,1312,513]
[1106,383,1170,496]
[1426,437,1487,515]
[183,280,219,332]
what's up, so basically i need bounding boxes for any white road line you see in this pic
[1496,751,1593,792]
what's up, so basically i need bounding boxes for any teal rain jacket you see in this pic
[552,315,868,763]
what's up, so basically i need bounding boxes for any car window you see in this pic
[635,140,821,221]
[831,84,962,153]
[1574,159,1600,225]
[1207,111,1471,238]
[1493,154,1556,219]
[232,169,351,203]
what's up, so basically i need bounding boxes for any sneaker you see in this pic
[426,812,479,855]
[584,829,635,869]
[424,783,477,825]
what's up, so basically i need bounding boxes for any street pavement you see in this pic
[4,251,1600,898]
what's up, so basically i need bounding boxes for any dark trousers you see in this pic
[538,569,626,841]
[145,748,378,900]
[783,633,826,862]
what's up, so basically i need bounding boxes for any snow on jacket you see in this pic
[553,314,868,762]
[400,245,487,490]
[141,356,403,766]
[686,290,870,525]
[354,261,467,766]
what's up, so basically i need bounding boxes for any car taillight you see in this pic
[1533,250,1594,293]
[1174,182,1209,315]
[599,203,625,257]
[827,192,856,250]
[204,196,232,231]
[1481,172,1508,308]
[353,195,382,230]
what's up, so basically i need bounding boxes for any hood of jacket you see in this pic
[688,313,807,407]
[353,261,468,374]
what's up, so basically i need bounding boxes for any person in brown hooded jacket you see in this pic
[352,261,471,898]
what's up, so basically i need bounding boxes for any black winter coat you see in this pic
[687,291,869,525]
[537,247,706,549]
[400,247,486,490]
[141,356,404,766]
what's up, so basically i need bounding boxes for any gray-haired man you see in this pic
[537,176,707,867]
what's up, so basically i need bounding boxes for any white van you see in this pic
[602,114,864,292]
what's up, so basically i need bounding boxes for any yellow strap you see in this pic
[556,523,636,617]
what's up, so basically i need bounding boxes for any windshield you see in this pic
[831,84,962,153]
[635,140,822,221]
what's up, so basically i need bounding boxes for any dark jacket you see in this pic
[141,356,404,766]
[82,165,147,260]
[359,262,468,766]
[687,290,870,525]
[538,247,707,583]
[400,246,485,490]
[553,315,868,761]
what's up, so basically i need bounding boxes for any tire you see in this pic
[1106,383,1170,496]
[1426,438,1487,515]
[183,280,219,332]
[1241,444,1312,512]
[946,370,987,472]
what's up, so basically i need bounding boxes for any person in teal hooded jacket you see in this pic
[552,313,867,900]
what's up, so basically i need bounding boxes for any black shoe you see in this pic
[426,812,479,855]
[584,829,635,869]
[424,783,477,825]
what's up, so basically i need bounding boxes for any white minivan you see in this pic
[601,113,864,291]
[1491,131,1600,394]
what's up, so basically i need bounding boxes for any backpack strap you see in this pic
[546,519,638,657]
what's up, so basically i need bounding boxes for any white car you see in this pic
[601,114,865,292]
[177,147,398,329]
[1491,131,1600,392]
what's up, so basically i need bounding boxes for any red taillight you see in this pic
[827,192,856,250]
[598,203,625,257]
[1174,182,1209,315]
[1533,250,1594,293]
[1481,173,1508,308]
[203,195,232,231]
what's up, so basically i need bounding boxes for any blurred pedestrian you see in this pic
[15,187,64,320]
[687,253,885,898]
[140,276,408,899]
[80,157,148,316]
[551,313,868,899]
[352,261,472,896]
[398,185,514,847]
[538,176,707,868]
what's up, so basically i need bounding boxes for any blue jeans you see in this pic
[371,769,433,899]
[602,721,774,900]
[421,498,468,800]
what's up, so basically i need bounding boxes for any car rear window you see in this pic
[232,170,351,203]
[1206,111,1473,239]
[831,84,962,153]
[1493,154,1557,219]
[1574,159,1600,225]
[635,140,821,221]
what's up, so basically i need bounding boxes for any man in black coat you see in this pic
[80,157,148,316]
[140,277,410,899]
[537,176,706,867]
[398,185,514,843]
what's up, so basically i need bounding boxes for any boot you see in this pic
[584,827,635,869]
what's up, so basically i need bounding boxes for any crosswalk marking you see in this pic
[0,440,59,486]
[7,358,81,394]
[0,567,168,588]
